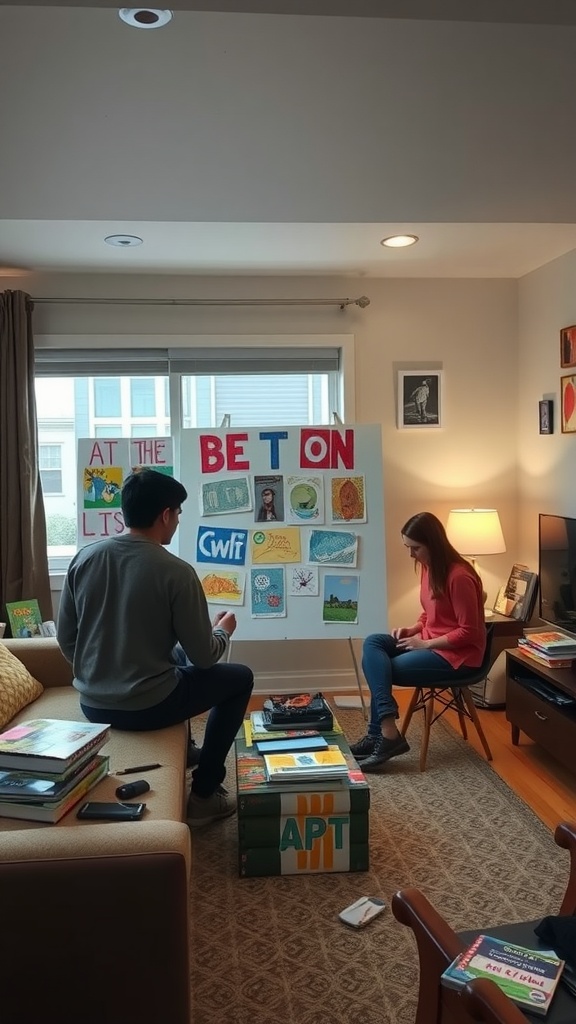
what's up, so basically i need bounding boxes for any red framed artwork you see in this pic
[561,374,576,433]
[560,325,576,368]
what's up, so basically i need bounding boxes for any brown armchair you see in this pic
[391,821,576,1024]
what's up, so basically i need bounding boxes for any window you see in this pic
[39,444,62,494]
[34,344,343,573]
[93,378,121,417]
[130,378,156,417]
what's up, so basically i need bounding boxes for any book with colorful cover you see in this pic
[263,746,348,783]
[0,755,109,823]
[5,599,43,638]
[441,934,565,1017]
[0,719,110,773]
[523,630,576,653]
[493,565,538,622]
[0,751,106,802]
[235,728,370,811]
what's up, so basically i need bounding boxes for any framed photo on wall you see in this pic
[538,399,553,435]
[561,374,576,433]
[560,325,576,368]
[397,370,442,429]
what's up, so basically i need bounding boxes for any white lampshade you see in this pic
[446,508,506,557]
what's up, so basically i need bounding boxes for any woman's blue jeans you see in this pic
[361,632,475,737]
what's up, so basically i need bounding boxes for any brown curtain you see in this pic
[0,290,52,633]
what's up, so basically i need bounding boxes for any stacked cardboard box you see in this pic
[235,726,370,877]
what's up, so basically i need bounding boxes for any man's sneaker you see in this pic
[187,739,202,768]
[186,785,237,828]
[360,733,410,772]
[349,734,378,759]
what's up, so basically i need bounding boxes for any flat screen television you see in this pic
[538,513,576,639]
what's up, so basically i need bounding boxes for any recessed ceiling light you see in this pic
[380,234,419,248]
[118,9,173,29]
[104,234,144,247]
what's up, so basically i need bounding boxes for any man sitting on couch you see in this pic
[57,468,254,828]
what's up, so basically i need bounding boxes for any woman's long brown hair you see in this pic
[401,511,482,598]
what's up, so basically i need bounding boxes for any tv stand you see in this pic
[505,649,576,774]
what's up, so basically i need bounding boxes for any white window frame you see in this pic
[34,334,355,586]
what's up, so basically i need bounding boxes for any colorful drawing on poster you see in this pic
[250,567,286,618]
[132,464,174,477]
[330,476,366,524]
[196,526,248,565]
[250,527,301,564]
[287,476,324,524]
[289,566,319,596]
[200,477,252,516]
[83,466,124,508]
[308,529,358,567]
[200,570,245,605]
[254,475,284,523]
[322,574,359,624]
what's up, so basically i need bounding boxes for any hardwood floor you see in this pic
[342,688,576,832]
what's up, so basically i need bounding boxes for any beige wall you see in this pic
[3,270,519,649]
[517,249,576,569]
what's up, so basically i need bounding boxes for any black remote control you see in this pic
[115,779,151,800]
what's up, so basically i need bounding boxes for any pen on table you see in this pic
[115,763,163,776]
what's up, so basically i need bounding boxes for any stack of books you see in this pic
[262,746,349,783]
[518,630,576,669]
[0,718,110,822]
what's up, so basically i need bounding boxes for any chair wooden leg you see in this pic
[401,687,420,737]
[454,690,468,740]
[420,690,434,771]
[461,688,493,762]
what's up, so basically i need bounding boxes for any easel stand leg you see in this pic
[333,638,368,721]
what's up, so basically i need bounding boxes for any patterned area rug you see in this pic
[188,709,569,1024]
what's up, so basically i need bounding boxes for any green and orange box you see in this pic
[235,714,370,878]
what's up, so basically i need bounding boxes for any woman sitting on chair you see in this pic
[350,511,486,771]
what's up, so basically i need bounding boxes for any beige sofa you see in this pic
[0,638,192,1024]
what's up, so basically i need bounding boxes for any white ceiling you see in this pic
[2,3,576,279]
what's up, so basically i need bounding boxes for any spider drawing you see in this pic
[292,569,316,593]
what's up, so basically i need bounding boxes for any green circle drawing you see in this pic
[253,532,266,544]
[290,483,317,510]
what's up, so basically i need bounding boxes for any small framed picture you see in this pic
[560,325,576,368]
[561,374,576,433]
[538,399,553,435]
[397,370,442,429]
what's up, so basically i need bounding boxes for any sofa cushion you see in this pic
[0,644,44,730]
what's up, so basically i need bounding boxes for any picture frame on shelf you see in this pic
[538,399,553,435]
[561,374,576,433]
[397,370,442,429]
[560,325,576,368]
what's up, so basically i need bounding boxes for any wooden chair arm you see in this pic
[555,821,576,915]
[392,888,465,1024]
[461,979,529,1024]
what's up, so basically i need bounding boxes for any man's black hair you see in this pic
[121,469,188,528]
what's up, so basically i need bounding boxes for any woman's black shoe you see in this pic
[360,734,410,772]
[349,735,378,759]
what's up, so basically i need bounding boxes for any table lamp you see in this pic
[446,508,506,617]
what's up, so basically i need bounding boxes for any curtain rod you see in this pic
[31,295,371,310]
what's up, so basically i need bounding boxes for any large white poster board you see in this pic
[179,425,386,641]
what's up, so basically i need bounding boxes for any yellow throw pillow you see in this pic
[0,645,44,731]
